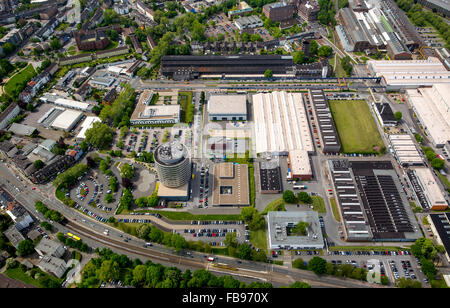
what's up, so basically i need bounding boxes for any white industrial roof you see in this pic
[51,109,83,130]
[208,95,247,116]
[412,167,447,208]
[406,84,450,146]
[252,91,313,154]
[289,149,311,176]
[54,98,91,111]
[76,116,101,139]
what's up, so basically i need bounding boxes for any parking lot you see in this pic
[289,249,429,285]
[177,220,247,247]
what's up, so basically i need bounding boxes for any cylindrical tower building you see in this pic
[154,141,190,188]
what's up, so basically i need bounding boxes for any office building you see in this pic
[154,141,190,188]
[212,162,249,207]
[208,95,247,121]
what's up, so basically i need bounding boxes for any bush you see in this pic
[292,258,307,270]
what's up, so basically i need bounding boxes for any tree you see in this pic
[17,240,35,256]
[50,38,61,50]
[135,196,148,208]
[290,281,311,288]
[308,257,327,275]
[97,260,120,282]
[237,244,253,260]
[85,122,114,150]
[136,224,150,239]
[33,160,44,170]
[294,221,310,236]
[264,69,273,79]
[293,51,306,64]
[297,191,312,204]
[292,258,307,270]
[431,158,445,170]
[133,264,147,286]
[396,277,422,288]
[224,232,238,248]
[121,163,135,179]
[394,111,402,122]
[310,40,319,55]
[283,190,296,203]
[317,45,333,58]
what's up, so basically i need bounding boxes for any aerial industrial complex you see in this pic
[0,0,449,291]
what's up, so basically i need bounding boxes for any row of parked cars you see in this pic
[118,218,152,223]
[331,250,411,256]
[190,220,243,225]
[199,165,209,208]
[295,250,321,256]
[129,212,162,218]
[74,203,108,223]
[37,226,49,239]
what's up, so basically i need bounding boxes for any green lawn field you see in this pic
[329,100,385,154]
[4,64,37,98]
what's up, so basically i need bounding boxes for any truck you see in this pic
[293,185,307,190]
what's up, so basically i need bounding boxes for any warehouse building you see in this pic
[328,159,421,242]
[0,103,20,130]
[407,167,448,211]
[388,134,423,166]
[234,15,263,30]
[252,91,313,155]
[208,95,247,121]
[51,109,83,131]
[259,160,282,194]
[161,55,295,80]
[367,57,450,89]
[373,102,397,127]
[406,84,450,148]
[428,213,450,262]
[287,149,312,180]
[417,0,450,18]
[212,162,249,207]
[267,211,324,250]
[40,94,93,112]
[307,89,341,153]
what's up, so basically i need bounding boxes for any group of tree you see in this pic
[99,84,136,128]
[293,256,367,281]
[120,163,135,180]
[52,163,89,189]
[317,0,336,26]
[0,59,14,78]
[410,237,444,282]
[85,122,115,150]
[117,188,133,213]
[56,232,89,253]
[35,200,63,223]
[240,207,265,231]
[282,190,312,204]
[78,247,279,288]
[224,232,267,262]
[422,147,446,170]
[341,56,353,76]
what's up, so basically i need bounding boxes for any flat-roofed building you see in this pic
[252,91,313,155]
[373,102,397,127]
[208,95,247,121]
[388,134,423,166]
[428,213,450,262]
[410,167,447,210]
[130,90,180,125]
[234,15,263,30]
[288,149,312,180]
[308,89,341,153]
[267,211,324,250]
[51,109,83,131]
[40,94,93,111]
[406,84,450,148]
[367,57,450,89]
[328,159,421,242]
[259,160,282,194]
[212,162,249,207]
